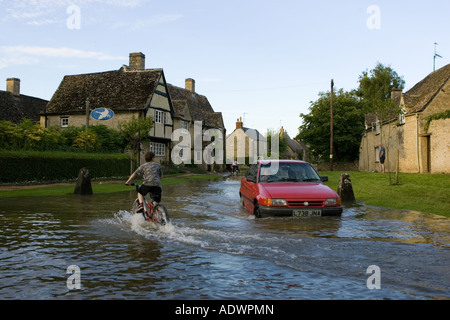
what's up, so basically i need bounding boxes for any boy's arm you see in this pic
[125,173,136,185]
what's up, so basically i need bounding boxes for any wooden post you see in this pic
[85,98,90,130]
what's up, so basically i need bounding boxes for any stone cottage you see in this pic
[226,117,267,164]
[359,63,450,174]
[1,78,48,123]
[169,78,226,171]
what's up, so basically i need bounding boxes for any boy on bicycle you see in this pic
[125,151,163,213]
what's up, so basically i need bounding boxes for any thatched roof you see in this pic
[42,67,163,115]
[404,63,450,113]
[0,91,48,123]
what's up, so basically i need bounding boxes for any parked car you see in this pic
[239,160,343,218]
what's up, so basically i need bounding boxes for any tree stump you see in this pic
[337,173,355,203]
[74,167,93,195]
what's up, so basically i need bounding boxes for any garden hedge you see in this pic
[0,151,132,183]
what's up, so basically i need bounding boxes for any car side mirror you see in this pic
[320,176,328,182]
[246,176,256,183]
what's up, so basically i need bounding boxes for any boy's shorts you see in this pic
[138,185,162,202]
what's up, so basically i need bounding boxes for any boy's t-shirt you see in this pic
[134,161,162,188]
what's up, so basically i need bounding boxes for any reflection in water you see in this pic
[0,178,449,300]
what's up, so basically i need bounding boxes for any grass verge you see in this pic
[319,171,450,217]
[0,174,223,198]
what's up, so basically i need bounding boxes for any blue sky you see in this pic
[1,0,449,137]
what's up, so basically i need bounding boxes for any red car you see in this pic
[239,160,343,218]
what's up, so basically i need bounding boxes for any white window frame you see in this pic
[150,142,165,157]
[155,110,165,124]
[61,117,69,128]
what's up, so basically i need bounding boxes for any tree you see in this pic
[118,116,153,167]
[358,62,405,123]
[297,89,365,162]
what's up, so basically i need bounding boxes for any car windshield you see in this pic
[259,162,321,183]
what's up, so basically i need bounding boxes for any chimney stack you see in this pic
[185,78,195,92]
[6,78,20,96]
[129,52,145,70]
[236,117,243,130]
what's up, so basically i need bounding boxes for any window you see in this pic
[61,117,69,127]
[398,107,406,125]
[372,121,381,135]
[150,142,165,157]
[155,110,165,124]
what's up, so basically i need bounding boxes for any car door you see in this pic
[240,163,259,211]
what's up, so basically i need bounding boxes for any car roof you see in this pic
[257,160,309,164]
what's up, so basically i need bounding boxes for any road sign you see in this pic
[90,108,114,121]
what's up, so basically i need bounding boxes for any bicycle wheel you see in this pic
[131,199,140,214]
[153,203,170,226]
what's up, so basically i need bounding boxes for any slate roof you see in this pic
[404,63,450,113]
[168,84,224,129]
[42,67,163,115]
[0,90,48,123]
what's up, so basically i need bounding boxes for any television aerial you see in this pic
[434,42,443,72]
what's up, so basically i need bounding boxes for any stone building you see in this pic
[169,78,226,171]
[226,117,267,164]
[359,63,450,174]
[40,52,225,168]
[0,78,48,123]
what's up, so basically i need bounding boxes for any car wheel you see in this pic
[254,203,262,218]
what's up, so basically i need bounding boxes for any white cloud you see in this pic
[0,46,126,68]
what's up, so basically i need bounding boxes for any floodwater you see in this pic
[0,178,449,300]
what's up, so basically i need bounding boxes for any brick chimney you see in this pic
[6,78,20,95]
[129,52,145,70]
[185,78,195,92]
[236,117,243,130]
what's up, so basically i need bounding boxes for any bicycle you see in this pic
[127,183,170,226]
[231,166,240,176]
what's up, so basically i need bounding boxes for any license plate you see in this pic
[293,209,322,217]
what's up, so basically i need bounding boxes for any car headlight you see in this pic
[272,199,287,206]
[260,198,287,206]
[325,198,340,206]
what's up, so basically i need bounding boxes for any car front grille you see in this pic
[287,200,324,207]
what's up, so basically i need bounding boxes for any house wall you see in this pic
[427,118,450,173]
[226,129,267,164]
[359,113,449,174]
[40,111,140,130]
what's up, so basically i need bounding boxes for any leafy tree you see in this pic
[72,130,100,151]
[358,62,405,121]
[297,89,365,162]
[118,116,153,166]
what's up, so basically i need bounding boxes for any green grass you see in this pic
[319,171,450,217]
[0,174,223,198]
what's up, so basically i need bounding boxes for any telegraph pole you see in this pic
[330,79,334,171]
[85,98,90,130]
